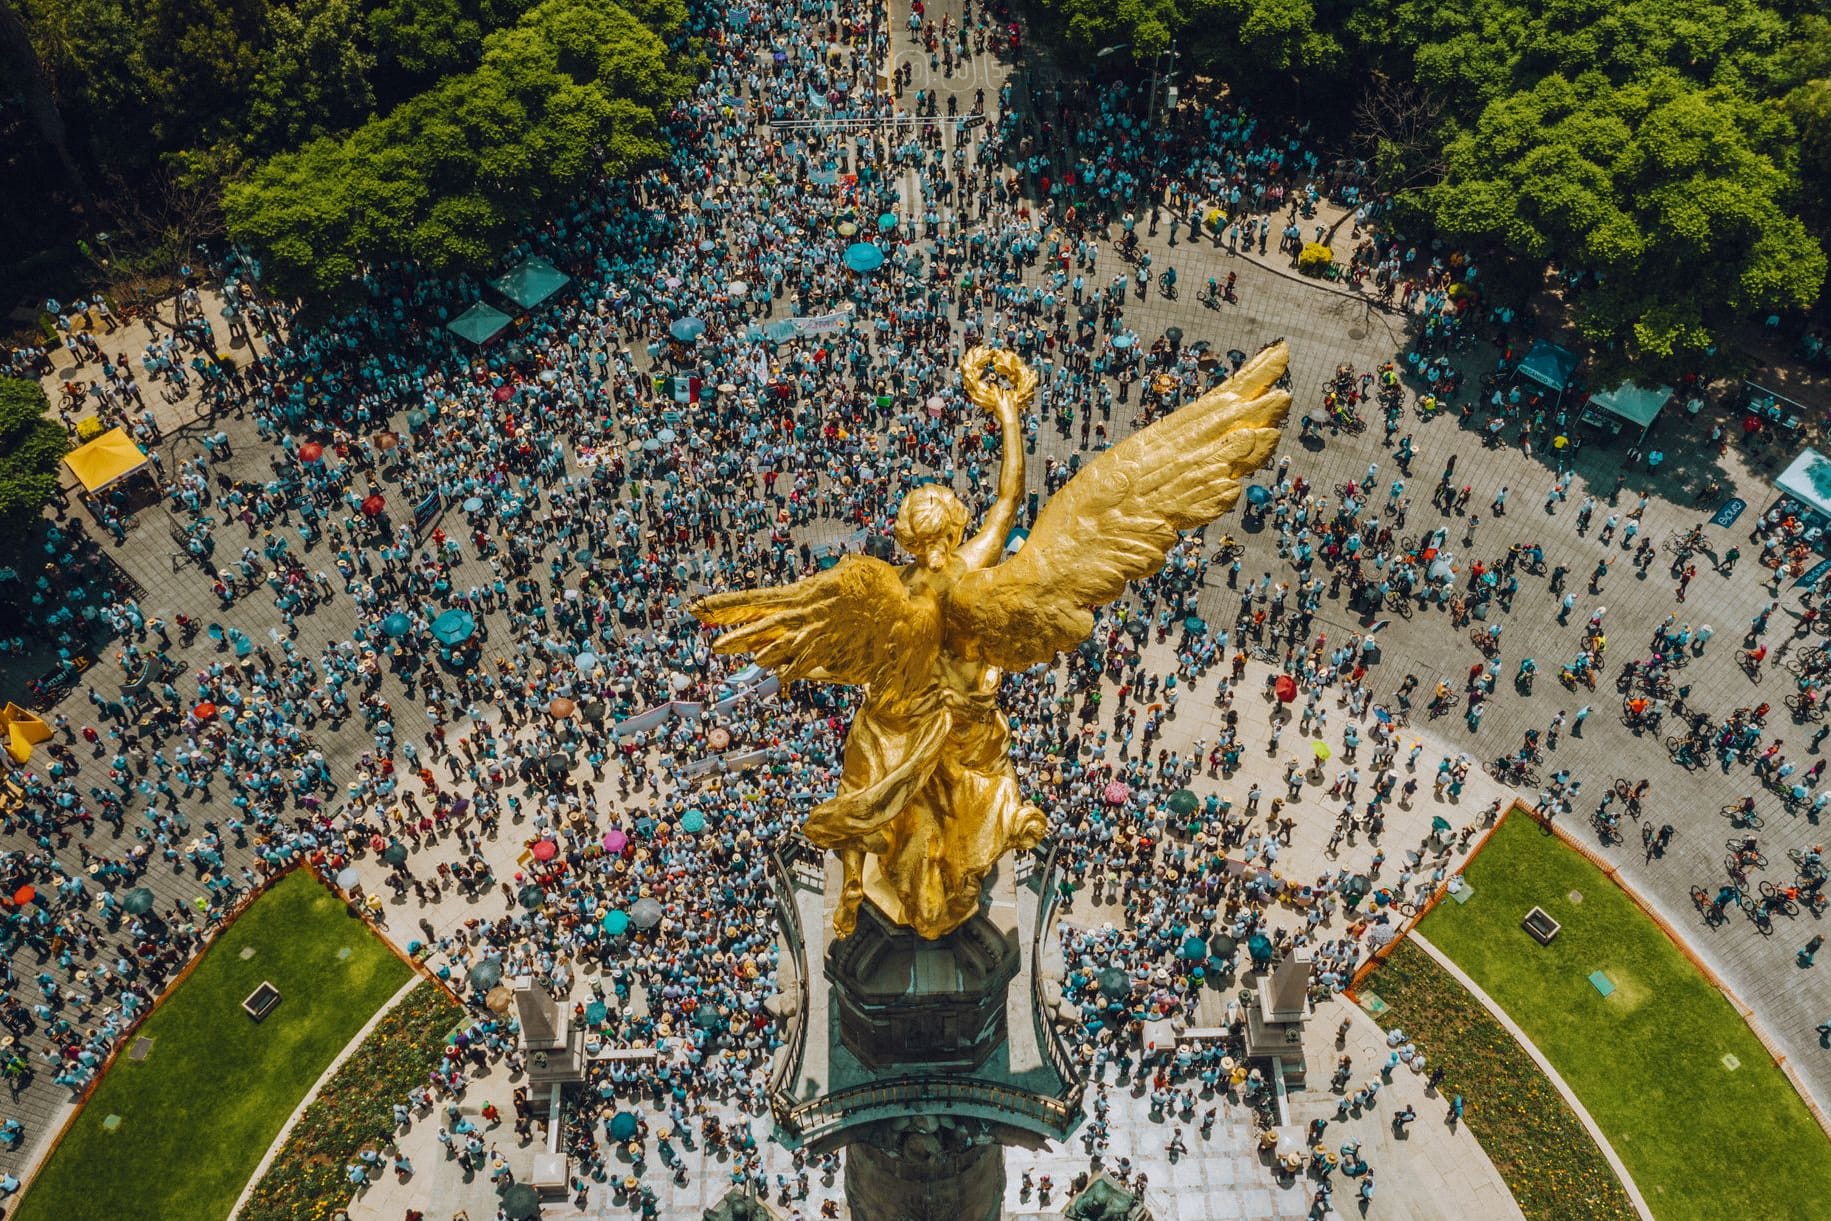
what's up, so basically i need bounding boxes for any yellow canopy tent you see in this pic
[0,704,51,764]
[65,427,150,493]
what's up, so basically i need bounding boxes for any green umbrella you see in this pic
[1167,789,1199,816]
[518,884,545,910]
[500,1182,540,1220]
[382,843,408,866]
[1099,967,1131,998]
[122,887,156,916]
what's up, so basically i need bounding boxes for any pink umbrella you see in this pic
[531,839,558,862]
[1103,781,1130,805]
[602,829,629,854]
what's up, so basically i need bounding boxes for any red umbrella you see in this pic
[1274,675,1298,703]
[298,441,325,462]
[193,701,218,720]
[493,385,514,402]
[361,494,386,517]
[531,839,558,862]
[11,886,33,906]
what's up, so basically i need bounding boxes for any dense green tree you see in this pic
[0,379,68,531]
[1793,77,1831,244]
[1429,70,1824,365]
[224,0,687,297]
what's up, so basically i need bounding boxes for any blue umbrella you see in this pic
[461,496,484,512]
[608,1111,639,1140]
[669,317,706,342]
[431,608,475,645]
[380,612,411,639]
[1245,485,1272,507]
[602,909,630,935]
[1180,935,1208,960]
[585,1000,609,1025]
[1112,333,1134,349]
[843,243,885,273]
[877,211,898,232]
[680,809,707,833]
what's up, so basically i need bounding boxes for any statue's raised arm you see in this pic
[947,341,1291,669]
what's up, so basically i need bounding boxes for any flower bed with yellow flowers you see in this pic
[1359,940,1636,1221]
[242,980,462,1221]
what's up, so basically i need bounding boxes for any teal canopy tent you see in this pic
[1582,382,1671,442]
[1774,449,1831,523]
[1514,339,1579,397]
[491,256,571,309]
[447,302,512,346]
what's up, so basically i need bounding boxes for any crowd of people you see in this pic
[0,0,1823,1215]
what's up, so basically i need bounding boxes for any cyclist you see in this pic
[1160,265,1177,293]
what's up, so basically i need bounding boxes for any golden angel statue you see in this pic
[695,342,1290,940]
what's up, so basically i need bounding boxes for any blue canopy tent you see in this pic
[491,256,571,310]
[1581,382,1671,442]
[1514,339,1580,400]
[447,302,512,346]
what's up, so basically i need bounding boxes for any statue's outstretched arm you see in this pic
[954,347,1035,571]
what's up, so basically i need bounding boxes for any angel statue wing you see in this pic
[949,340,1292,671]
[693,554,938,692]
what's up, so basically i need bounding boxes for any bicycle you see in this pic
[1248,644,1281,666]
[1384,589,1413,619]
[1691,886,1731,927]
[1720,802,1763,831]
[1469,628,1501,657]
[1484,758,1539,787]
[1427,691,1460,719]
[1157,271,1177,298]
[1758,881,1801,917]
[1667,736,1706,770]
[1788,848,1827,880]
[1787,692,1826,723]
[1726,840,1769,869]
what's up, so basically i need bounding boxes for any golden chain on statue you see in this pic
[695,343,1291,939]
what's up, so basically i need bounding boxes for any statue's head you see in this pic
[895,484,969,570]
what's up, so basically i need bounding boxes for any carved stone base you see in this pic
[844,1116,1005,1221]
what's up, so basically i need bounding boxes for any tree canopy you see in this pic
[0,379,68,532]
[1039,0,1831,372]
[223,0,687,297]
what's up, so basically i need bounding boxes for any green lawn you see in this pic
[1418,814,1831,1221]
[18,870,413,1221]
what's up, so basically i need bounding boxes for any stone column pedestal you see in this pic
[845,1117,1005,1221]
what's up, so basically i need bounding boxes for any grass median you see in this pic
[1414,813,1831,1221]
[16,869,412,1221]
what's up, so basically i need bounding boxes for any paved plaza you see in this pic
[2,0,1830,1216]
